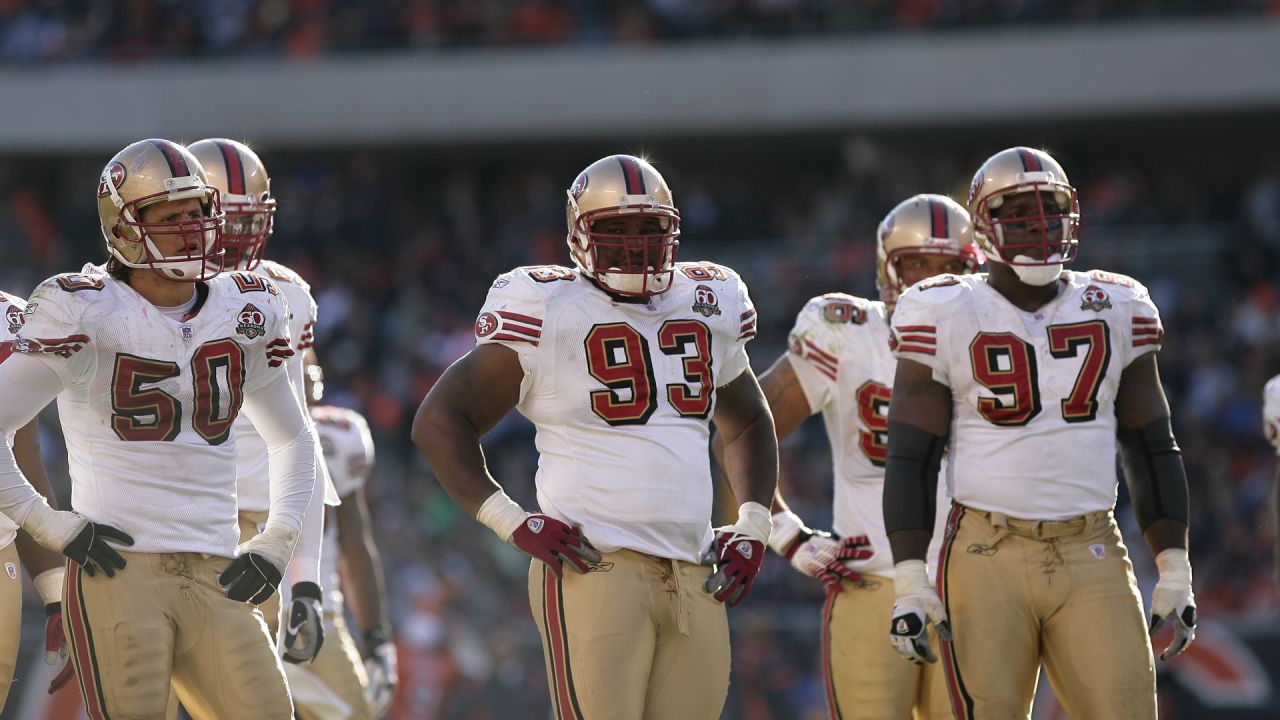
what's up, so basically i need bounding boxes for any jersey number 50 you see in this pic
[584,321,712,426]
[969,320,1111,426]
[111,339,245,445]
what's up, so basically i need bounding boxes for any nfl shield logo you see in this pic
[527,518,545,534]
[735,541,753,559]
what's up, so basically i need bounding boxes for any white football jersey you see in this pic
[0,289,26,548]
[234,260,319,512]
[785,293,948,579]
[311,404,374,613]
[1264,375,1280,455]
[15,269,293,555]
[475,262,756,563]
[891,270,1163,519]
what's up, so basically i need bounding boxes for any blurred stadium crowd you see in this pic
[0,0,1276,62]
[1,131,1278,715]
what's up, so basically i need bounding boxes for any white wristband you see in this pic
[475,490,528,542]
[732,502,773,545]
[1154,548,1192,582]
[768,510,806,556]
[33,567,65,606]
[893,560,931,595]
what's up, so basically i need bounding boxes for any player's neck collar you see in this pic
[179,282,211,322]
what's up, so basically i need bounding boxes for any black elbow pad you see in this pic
[1118,417,1189,531]
[883,421,947,535]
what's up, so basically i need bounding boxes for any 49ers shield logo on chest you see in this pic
[692,284,721,317]
[236,303,267,339]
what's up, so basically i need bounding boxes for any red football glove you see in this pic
[703,530,765,607]
[45,603,74,694]
[511,514,601,579]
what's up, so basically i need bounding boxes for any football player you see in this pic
[288,352,397,720]
[0,290,73,710]
[0,138,318,718]
[413,154,778,719]
[745,195,979,718]
[187,138,334,665]
[884,147,1196,720]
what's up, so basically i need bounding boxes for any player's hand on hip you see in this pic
[511,514,601,578]
[60,515,134,577]
[219,521,295,604]
[43,602,74,694]
[702,502,772,607]
[769,511,868,593]
[282,582,325,664]
[889,559,951,665]
[362,623,398,718]
[1148,548,1197,661]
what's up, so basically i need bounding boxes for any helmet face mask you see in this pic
[186,139,276,270]
[968,147,1080,285]
[875,194,982,307]
[566,155,681,297]
[97,140,226,283]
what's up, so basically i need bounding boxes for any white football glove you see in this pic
[363,624,398,718]
[1148,548,1196,661]
[282,582,325,664]
[769,511,870,593]
[888,560,951,665]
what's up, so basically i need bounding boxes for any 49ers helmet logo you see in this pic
[235,303,266,339]
[691,284,721,317]
[1080,285,1112,312]
[569,172,588,200]
[97,161,126,199]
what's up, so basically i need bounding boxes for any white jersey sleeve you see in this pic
[474,268,558,404]
[1086,270,1165,367]
[229,272,296,394]
[311,406,375,498]
[889,274,962,385]
[12,273,105,386]
[784,293,862,414]
[1265,375,1280,454]
[718,267,756,386]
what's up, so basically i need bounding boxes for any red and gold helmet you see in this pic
[876,194,982,306]
[565,155,681,297]
[97,139,224,282]
[968,147,1079,278]
[187,138,276,270]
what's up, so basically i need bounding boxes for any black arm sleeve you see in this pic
[883,421,948,535]
[1117,416,1190,531]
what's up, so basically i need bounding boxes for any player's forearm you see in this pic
[241,370,318,530]
[286,449,326,586]
[887,529,931,564]
[339,501,389,632]
[0,364,61,525]
[1143,518,1188,556]
[718,410,779,508]
[12,421,65,574]
[413,407,505,518]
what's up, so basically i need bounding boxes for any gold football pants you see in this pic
[823,572,950,719]
[527,549,730,720]
[63,551,292,720]
[936,504,1156,720]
